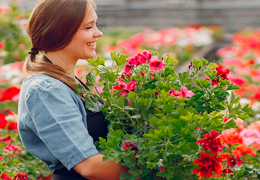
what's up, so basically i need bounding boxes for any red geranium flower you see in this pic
[193,151,222,178]
[0,113,8,129]
[197,130,223,155]
[112,82,127,91]
[4,144,19,152]
[126,79,137,91]
[122,141,139,157]
[219,129,243,146]
[0,43,4,49]
[220,154,242,167]
[232,145,256,156]
[0,135,11,144]
[160,166,165,172]
[1,173,12,180]
[0,157,3,161]
[14,172,28,180]
[124,63,132,74]
[0,86,20,102]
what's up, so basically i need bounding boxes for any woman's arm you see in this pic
[73,153,141,180]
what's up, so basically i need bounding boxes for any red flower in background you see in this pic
[160,166,165,172]
[0,86,20,102]
[192,151,222,178]
[220,154,242,167]
[112,82,127,91]
[4,144,19,152]
[0,113,8,129]
[0,157,3,161]
[0,43,4,49]
[126,79,137,91]
[197,130,223,155]
[219,129,243,146]
[232,145,256,156]
[0,135,11,144]
[14,173,28,180]
[216,65,230,80]
[1,173,12,180]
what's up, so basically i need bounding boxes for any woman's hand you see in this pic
[73,153,142,180]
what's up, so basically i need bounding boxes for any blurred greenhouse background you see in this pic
[2,0,260,179]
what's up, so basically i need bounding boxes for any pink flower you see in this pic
[4,144,19,152]
[18,44,25,49]
[128,101,132,105]
[0,43,4,49]
[142,50,152,62]
[149,56,165,72]
[112,82,127,91]
[240,129,260,146]
[135,53,147,65]
[180,86,194,98]
[151,72,155,79]
[223,118,229,123]
[0,157,3,161]
[126,57,139,66]
[126,79,137,91]
[121,90,128,98]
[140,71,146,76]
[124,63,132,74]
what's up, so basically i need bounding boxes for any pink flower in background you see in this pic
[124,63,132,74]
[169,87,194,98]
[240,129,260,146]
[4,144,19,152]
[149,56,165,72]
[0,8,12,13]
[18,44,25,49]
[112,82,127,91]
[223,58,243,66]
[227,73,248,85]
[142,50,152,62]
[180,86,194,98]
[126,79,137,91]
[0,43,4,49]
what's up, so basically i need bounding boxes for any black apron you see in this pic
[42,56,108,180]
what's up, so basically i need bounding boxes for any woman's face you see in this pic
[62,5,103,60]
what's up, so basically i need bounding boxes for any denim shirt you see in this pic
[17,74,99,172]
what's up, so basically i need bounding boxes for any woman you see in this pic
[17,0,133,179]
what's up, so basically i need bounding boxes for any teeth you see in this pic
[87,42,96,47]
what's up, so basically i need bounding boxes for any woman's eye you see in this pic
[85,22,99,30]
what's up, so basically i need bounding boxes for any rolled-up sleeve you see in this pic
[25,79,99,170]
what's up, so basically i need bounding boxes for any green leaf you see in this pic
[85,71,96,86]
[164,55,178,63]
[205,70,217,80]
[86,56,105,67]
[131,114,141,119]
[136,97,152,112]
[208,62,218,69]
[150,117,159,129]
[111,51,129,66]
[178,72,192,85]
[107,129,123,139]
[192,58,202,70]
[127,91,136,104]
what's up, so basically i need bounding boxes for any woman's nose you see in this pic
[94,28,103,38]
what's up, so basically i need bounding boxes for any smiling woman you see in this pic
[17,0,134,180]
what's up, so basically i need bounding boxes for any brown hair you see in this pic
[23,0,96,93]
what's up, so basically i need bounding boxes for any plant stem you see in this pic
[111,104,135,124]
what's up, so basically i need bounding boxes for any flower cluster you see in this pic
[193,130,243,178]
[112,50,165,98]
[122,141,139,157]
[205,65,230,86]
[169,86,194,98]
[1,173,28,180]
